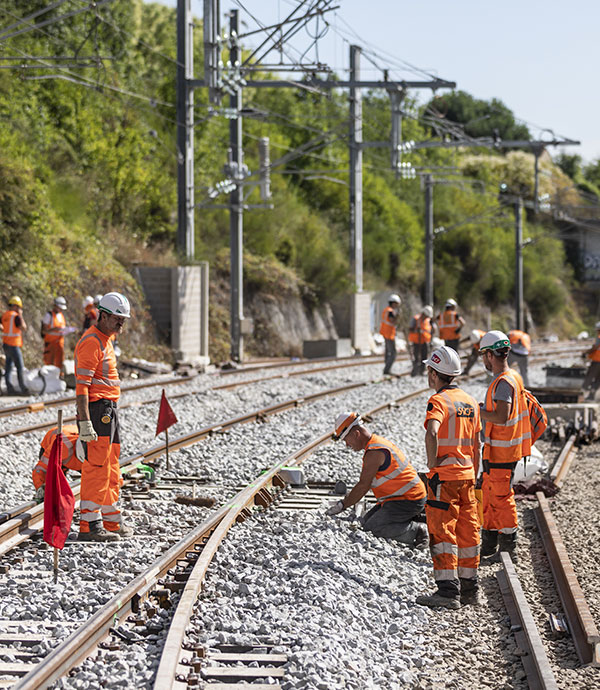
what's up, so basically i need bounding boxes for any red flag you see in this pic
[156,389,178,436]
[43,434,75,550]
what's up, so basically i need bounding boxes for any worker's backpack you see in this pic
[525,389,548,444]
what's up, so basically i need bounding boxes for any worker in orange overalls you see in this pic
[1,295,29,395]
[508,329,531,387]
[326,412,428,547]
[478,331,531,564]
[435,298,465,352]
[32,424,84,501]
[42,296,68,368]
[583,321,600,401]
[416,345,481,610]
[408,305,433,377]
[75,291,132,542]
[81,296,99,335]
[463,329,486,375]
[379,294,401,375]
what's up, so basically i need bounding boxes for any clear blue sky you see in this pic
[157,0,598,164]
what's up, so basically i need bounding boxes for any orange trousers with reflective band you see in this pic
[482,464,518,533]
[43,339,65,368]
[79,400,122,533]
[425,477,480,584]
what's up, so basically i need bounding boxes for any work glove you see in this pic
[78,420,98,443]
[326,500,346,516]
[35,486,45,504]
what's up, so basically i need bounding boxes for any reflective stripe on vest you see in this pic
[434,389,479,462]
[365,434,424,504]
[483,372,530,461]
[379,307,396,340]
[44,311,65,343]
[1,311,22,346]
[408,314,432,344]
[437,310,460,340]
[74,329,120,400]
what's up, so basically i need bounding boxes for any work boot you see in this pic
[481,532,517,565]
[115,523,134,537]
[79,521,120,542]
[416,592,461,610]
[459,578,480,606]
[480,528,498,557]
[413,523,429,549]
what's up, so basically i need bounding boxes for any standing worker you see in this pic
[1,296,29,395]
[416,346,481,610]
[435,299,466,351]
[478,331,530,563]
[463,329,486,375]
[32,424,84,501]
[380,294,401,376]
[582,321,600,401]
[42,296,68,369]
[508,329,531,387]
[81,296,99,334]
[408,305,433,377]
[327,412,428,547]
[75,291,132,542]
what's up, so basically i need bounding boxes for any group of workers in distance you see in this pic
[329,328,541,610]
[0,294,104,396]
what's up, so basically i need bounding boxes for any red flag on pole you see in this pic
[43,434,75,550]
[156,389,178,436]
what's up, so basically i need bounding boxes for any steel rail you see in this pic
[496,553,559,689]
[534,492,600,666]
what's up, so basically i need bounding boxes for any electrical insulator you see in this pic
[259,137,271,201]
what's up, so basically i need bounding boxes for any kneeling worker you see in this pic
[32,424,84,501]
[416,346,481,610]
[327,412,428,547]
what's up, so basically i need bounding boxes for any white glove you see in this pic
[326,500,346,516]
[78,420,98,443]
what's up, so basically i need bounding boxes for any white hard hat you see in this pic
[479,330,511,352]
[98,292,131,318]
[54,296,67,310]
[388,293,401,304]
[445,298,458,308]
[94,294,103,305]
[83,295,94,308]
[423,345,462,377]
[595,321,600,330]
[422,305,433,318]
[334,411,362,441]
[470,329,483,345]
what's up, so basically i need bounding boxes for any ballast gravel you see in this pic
[0,351,596,690]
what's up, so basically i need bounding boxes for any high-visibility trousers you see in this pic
[79,400,122,533]
[425,475,480,594]
[43,338,65,368]
[481,462,518,534]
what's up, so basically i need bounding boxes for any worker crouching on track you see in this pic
[75,291,132,542]
[326,412,428,548]
[380,294,402,376]
[416,346,481,610]
[478,331,531,564]
[32,424,84,502]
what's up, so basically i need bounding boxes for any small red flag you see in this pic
[156,389,178,436]
[43,434,75,550]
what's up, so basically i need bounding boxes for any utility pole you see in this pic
[424,174,434,306]
[349,45,363,293]
[176,0,194,259]
[228,10,244,362]
[515,198,524,331]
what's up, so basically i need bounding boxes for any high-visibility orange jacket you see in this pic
[483,370,531,463]
[82,304,99,331]
[43,310,66,343]
[74,326,120,402]
[364,434,426,504]
[32,424,83,489]
[508,330,531,355]
[379,306,397,340]
[1,309,23,347]
[471,329,486,351]
[408,314,432,344]
[424,385,481,479]
[436,309,461,340]
[589,332,600,362]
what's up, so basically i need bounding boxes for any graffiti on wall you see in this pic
[583,252,600,281]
